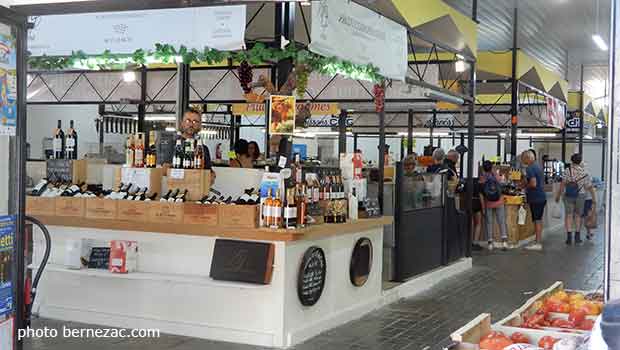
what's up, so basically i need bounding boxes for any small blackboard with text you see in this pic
[46,159,74,183]
[297,246,326,307]
[87,247,110,269]
[209,239,275,284]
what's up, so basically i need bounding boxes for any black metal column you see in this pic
[138,66,147,141]
[602,140,606,181]
[338,110,347,155]
[378,108,386,214]
[175,63,190,128]
[234,115,241,145]
[459,133,465,177]
[430,109,436,147]
[465,0,478,259]
[579,65,585,156]
[407,109,414,154]
[497,135,501,157]
[229,111,236,151]
[510,7,519,161]
[561,128,567,164]
[353,132,358,151]
[274,2,295,89]
[264,99,271,159]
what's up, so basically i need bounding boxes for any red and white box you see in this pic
[109,240,138,273]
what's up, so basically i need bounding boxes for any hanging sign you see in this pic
[269,95,296,135]
[423,115,454,128]
[0,216,14,318]
[232,102,339,116]
[0,24,16,137]
[545,97,566,129]
[28,5,247,56]
[309,0,408,81]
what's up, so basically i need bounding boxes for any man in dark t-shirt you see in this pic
[522,150,545,251]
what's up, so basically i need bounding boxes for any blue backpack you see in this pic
[483,175,501,202]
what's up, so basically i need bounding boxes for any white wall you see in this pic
[27,104,128,159]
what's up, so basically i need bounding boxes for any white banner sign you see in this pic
[28,5,246,56]
[545,97,566,129]
[309,0,408,81]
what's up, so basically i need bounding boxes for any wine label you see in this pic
[273,207,282,218]
[66,138,75,147]
[283,207,297,218]
[263,205,272,218]
[53,138,62,151]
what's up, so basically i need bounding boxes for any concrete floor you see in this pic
[24,224,604,350]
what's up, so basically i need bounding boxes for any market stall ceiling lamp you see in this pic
[592,34,608,51]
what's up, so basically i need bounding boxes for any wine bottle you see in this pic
[53,120,65,159]
[293,154,302,184]
[271,189,282,229]
[263,188,273,228]
[125,135,135,167]
[31,179,48,196]
[167,189,180,202]
[65,120,77,160]
[172,137,183,169]
[297,184,307,228]
[348,188,358,221]
[144,192,158,202]
[174,189,188,203]
[160,189,173,202]
[194,138,205,170]
[283,188,297,229]
[134,133,144,168]
[146,130,157,168]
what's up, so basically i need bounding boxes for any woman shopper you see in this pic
[479,160,508,251]
[555,153,596,245]
[229,139,253,168]
[522,150,546,251]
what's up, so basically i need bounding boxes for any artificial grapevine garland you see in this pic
[238,61,253,94]
[373,83,385,112]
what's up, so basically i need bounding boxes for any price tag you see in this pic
[280,168,292,179]
[170,169,185,180]
[278,156,287,168]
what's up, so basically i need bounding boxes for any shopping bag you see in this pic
[518,205,527,225]
[586,210,598,229]
[551,203,562,219]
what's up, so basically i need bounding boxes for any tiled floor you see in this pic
[24,224,604,350]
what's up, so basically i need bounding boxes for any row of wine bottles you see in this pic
[52,120,78,160]
[172,135,207,169]
[126,131,157,168]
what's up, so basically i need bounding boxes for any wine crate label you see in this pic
[55,197,86,217]
[169,169,185,179]
[166,169,211,201]
[218,205,259,228]
[26,197,56,216]
[183,203,218,225]
[85,199,118,220]
[149,202,184,224]
[117,201,149,222]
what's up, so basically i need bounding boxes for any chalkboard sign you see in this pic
[156,131,176,166]
[209,239,274,284]
[350,238,373,287]
[46,159,74,183]
[87,247,110,269]
[297,246,326,307]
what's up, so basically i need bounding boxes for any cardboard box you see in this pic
[166,169,211,201]
[218,205,259,228]
[117,201,149,222]
[85,199,118,220]
[109,240,138,273]
[55,197,86,217]
[148,202,184,224]
[115,167,163,196]
[26,197,56,216]
[183,203,219,225]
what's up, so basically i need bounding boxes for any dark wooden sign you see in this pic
[350,238,373,287]
[87,247,110,269]
[46,159,74,183]
[210,239,275,284]
[297,246,326,307]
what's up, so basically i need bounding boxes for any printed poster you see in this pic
[0,216,14,318]
[0,28,16,137]
[545,97,566,129]
[269,95,295,135]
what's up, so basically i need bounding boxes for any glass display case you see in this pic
[398,172,445,211]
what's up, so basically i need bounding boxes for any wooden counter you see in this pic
[32,215,393,242]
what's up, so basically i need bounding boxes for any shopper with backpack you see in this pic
[480,160,508,251]
[555,153,596,245]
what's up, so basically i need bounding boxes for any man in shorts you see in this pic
[522,150,546,251]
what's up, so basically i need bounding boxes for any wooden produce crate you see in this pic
[166,169,211,202]
[117,200,149,222]
[148,201,184,224]
[26,197,56,216]
[115,167,163,196]
[46,159,88,184]
[218,205,259,228]
[183,203,219,225]
[85,199,118,220]
[55,197,86,217]
[451,313,588,349]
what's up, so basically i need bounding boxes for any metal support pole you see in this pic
[579,64,585,156]
[274,2,295,89]
[400,137,405,160]
[561,128,567,164]
[175,63,190,129]
[407,108,414,155]
[378,108,386,215]
[264,99,271,159]
[496,135,501,157]
[353,133,358,151]
[430,109,436,147]
[98,104,105,155]
[138,66,147,141]
[338,110,347,156]
[510,7,519,161]
[459,133,465,177]
[229,111,236,151]
[602,140,606,181]
[234,115,241,145]
[14,20,28,349]
[465,0,478,259]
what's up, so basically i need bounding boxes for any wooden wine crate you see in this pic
[55,197,86,217]
[117,200,149,222]
[46,159,88,184]
[26,197,56,216]
[114,167,163,196]
[183,203,219,225]
[166,169,211,201]
[85,199,118,220]
[218,205,259,228]
[148,202,184,224]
